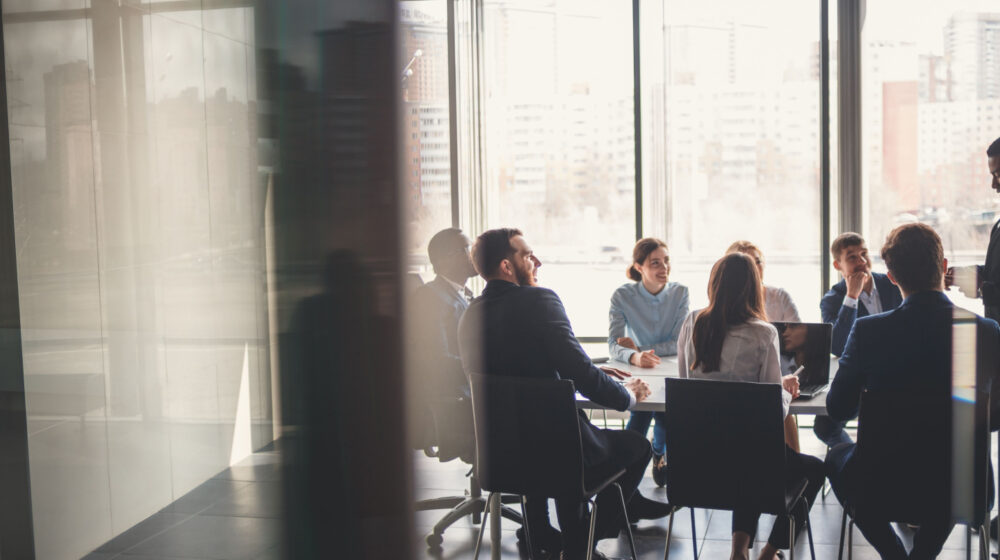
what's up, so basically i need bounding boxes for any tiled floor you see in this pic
[84,429,994,560]
[82,453,282,560]
[413,425,996,560]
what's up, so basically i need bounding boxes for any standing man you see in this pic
[825,223,1000,559]
[814,232,903,447]
[979,137,1000,325]
[985,137,1000,539]
[458,228,672,560]
[948,136,1000,537]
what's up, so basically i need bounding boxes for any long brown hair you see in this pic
[691,252,767,373]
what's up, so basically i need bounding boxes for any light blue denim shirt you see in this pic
[608,281,690,363]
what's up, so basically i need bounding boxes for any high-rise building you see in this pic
[945,12,1000,101]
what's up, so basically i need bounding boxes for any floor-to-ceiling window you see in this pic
[476,0,637,336]
[640,0,824,319]
[401,1,455,267]
[862,0,999,314]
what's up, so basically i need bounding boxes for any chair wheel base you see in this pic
[425,532,444,549]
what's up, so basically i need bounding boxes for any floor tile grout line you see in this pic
[104,510,199,557]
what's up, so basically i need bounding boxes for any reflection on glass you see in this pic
[3,2,267,558]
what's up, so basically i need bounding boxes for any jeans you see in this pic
[813,415,853,448]
[625,410,666,456]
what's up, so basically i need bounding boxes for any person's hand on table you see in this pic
[616,336,638,351]
[845,270,869,299]
[781,374,800,399]
[624,377,651,403]
[600,366,631,380]
[629,349,660,368]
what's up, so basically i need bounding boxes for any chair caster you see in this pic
[425,532,444,549]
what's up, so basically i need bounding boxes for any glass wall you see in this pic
[862,0,998,313]
[480,0,636,336]
[641,0,823,318]
[2,1,270,557]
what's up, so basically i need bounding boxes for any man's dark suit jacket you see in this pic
[413,276,470,397]
[827,291,1000,424]
[821,272,903,356]
[827,291,1000,516]
[457,279,632,468]
[980,221,1000,323]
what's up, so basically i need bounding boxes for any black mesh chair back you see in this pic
[663,377,787,515]
[852,390,952,525]
[468,372,585,499]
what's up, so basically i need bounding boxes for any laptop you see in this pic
[772,322,833,399]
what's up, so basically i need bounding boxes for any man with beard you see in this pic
[458,228,672,560]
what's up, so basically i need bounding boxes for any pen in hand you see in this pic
[782,367,804,399]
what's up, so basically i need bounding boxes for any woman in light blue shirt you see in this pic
[609,238,689,486]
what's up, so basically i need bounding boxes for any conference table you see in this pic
[575,355,839,416]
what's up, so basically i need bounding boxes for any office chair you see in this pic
[415,395,524,549]
[835,390,992,560]
[662,377,817,560]
[468,372,638,560]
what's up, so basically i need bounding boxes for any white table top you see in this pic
[578,356,836,416]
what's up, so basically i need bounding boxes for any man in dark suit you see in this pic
[825,223,1000,559]
[412,228,477,399]
[978,137,1000,329]
[458,228,671,560]
[947,136,1000,537]
[814,232,904,447]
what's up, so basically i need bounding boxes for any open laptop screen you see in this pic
[771,322,833,387]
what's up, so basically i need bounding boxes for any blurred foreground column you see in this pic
[257,1,412,558]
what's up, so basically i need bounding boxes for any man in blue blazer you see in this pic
[815,232,904,447]
[825,223,1000,559]
[821,232,904,357]
[458,228,671,560]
